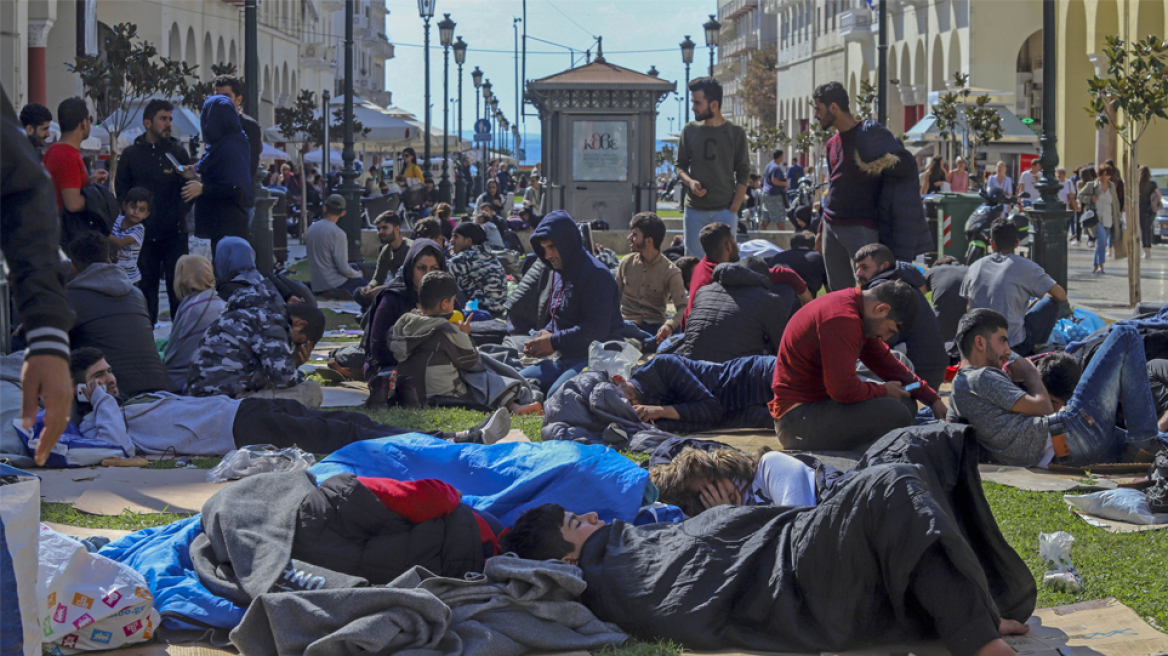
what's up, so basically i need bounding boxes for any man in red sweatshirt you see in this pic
[769,281,948,450]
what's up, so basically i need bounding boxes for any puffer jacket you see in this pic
[529,211,625,359]
[185,278,298,397]
[680,262,794,363]
[66,264,170,397]
[861,262,948,391]
[295,473,485,584]
[542,370,674,453]
[851,121,933,261]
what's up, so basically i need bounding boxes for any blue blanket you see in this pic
[99,517,246,634]
[310,434,650,526]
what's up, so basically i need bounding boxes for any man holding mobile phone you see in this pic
[115,98,192,325]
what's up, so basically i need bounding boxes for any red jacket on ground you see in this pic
[769,288,939,418]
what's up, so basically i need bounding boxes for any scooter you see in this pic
[964,186,1029,264]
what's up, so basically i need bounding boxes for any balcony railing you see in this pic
[839,9,873,42]
[299,43,336,70]
[776,40,812,66]
[719,0,758,22]
[723,34,753,57]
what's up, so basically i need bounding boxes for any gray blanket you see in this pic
[542,370,674,453]
[230,555,628,656]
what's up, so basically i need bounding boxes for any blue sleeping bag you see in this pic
[310,434,650,525]
[101,436,652,633]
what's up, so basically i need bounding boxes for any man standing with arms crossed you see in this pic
[675,77,750,258]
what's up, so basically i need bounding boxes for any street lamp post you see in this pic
[418,0,436,184]
[473,67,483,197]
[338,0,362,253]
[482,79,491,194]
[437,13,455,205]
[1029,0,1069,290]
[244,0,274,273]
[680,36,694,123]
[453,36,467,210]
[321,89,330,181]
[703,15,720,77]
[877,0,888,125]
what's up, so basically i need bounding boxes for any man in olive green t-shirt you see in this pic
[675,77,750,258]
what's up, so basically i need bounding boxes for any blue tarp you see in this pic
[310,434,651,526]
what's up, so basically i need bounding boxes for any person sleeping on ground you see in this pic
[502,423,1036,656]
[69,347,512,456]
[612,354,775,433]
[950,308,1168,466]
[649,447,820,517]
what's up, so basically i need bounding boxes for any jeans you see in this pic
[774,396,914,451]
[520,357,587,397]
[1014,296,1060,357]
[1094,221,1110,267]
[683,208,737,258]
[822,221,879,292]
[1056,325,1168,465]
[139,232,189,324]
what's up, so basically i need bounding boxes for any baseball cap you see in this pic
[324,194,347,212]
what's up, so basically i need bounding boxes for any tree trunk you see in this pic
[1127,141,1141,307]
[107,135,120,191]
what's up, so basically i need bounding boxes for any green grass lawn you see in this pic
[40,404,1167,654]
[657,210,683,219]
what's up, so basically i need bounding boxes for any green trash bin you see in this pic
[930,192,983,263]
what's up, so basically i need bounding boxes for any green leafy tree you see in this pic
[655,143,676,169]
[931,73,971,169]
[964,94,1004,188]
[67,22,197,185]
[1086,33,1168,306]
[747,125,789,154]
[855,79,879,122]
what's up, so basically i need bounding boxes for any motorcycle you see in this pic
[964,186,1030,264]
[786,178,826,232]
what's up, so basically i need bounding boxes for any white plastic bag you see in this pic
[588,341,641,380]
[1064,489,1168,526]
[38,525,159,654]
[207,444,316,483]
[1038,531,1083,593]
[1,465,42,656]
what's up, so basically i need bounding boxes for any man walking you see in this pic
[760,149,788,230]
[675,77,749,258]
[116,99,192,324]
[814,81,930,291]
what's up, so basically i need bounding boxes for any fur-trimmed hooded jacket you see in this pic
[847,121,933,262]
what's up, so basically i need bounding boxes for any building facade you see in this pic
[716,0,779,145]
[2,0,393,130]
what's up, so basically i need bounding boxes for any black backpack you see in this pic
[60,183,119,248]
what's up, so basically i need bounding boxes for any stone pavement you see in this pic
[1063,240,1168,321]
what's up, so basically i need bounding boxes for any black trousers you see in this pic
[775,397,914,451]
[231,398,445,453]
[139,232,188,324]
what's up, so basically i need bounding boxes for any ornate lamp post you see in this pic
[437,13,455,204]
[703,15,720,77]
[680,35,695,123]
[482,79,492,193]
[453,36,467,209]
[418,0,436,183]
[647,65,659,77]
[1029,0,1069,290]
[338,0,362,253]
[473,67,484,197]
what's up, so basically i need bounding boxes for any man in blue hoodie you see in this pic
[521,211,625,396]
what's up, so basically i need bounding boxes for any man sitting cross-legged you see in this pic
[613,354,776,434]
[961,217,1068,356]
[770,282,946,451]
[72,347,510,455]
[617,212,689,342]
[503,424,1034,656]
[949,309,1168,467]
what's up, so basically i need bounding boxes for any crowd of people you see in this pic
[4,71,1168,656]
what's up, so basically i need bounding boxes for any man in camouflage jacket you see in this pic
[185,279,317,397]
[447,222,509,315]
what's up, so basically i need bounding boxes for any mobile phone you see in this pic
[165,152,185,173]
[903,382,921,392]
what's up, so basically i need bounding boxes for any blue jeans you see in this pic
[1094,221,1110,267]
[520,357,587,397]
[683,207,737,257]
[1014,296,1059,356]
[1057,324,1168,465]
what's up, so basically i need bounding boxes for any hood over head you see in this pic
[68,263,134,297]
[214,237,263,286]
[712,261,773,291]
[387,238,446,296]
[530,210,585,272]
[200,94,242,144]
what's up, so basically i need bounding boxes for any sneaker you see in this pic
[479,408,512,444]
[1070,239,1080,245]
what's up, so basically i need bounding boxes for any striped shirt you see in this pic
[112,215,145,284]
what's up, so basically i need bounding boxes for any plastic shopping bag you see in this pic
[588,341,641,380]
[38,525,159,654]
[1038,531,1083,593]
[0,464,42,656]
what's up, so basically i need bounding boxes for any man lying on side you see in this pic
[949,309,1167,466]
[71,348,510,456]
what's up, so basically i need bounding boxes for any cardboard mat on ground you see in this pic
[681,598,1168,656]
[320,382,370,408]
[38,467,225,515]
[1067,507,1168,534]
[979,465,1119,493]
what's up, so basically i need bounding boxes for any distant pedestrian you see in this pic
[986,161,1012,195]
[19,101,51,156]
[1138,166,1163,259]
[760,149,788,230]
[675,77,749,258]
[947,156,970,193]
[1016,160,1040,205]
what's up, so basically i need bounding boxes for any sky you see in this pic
[381,0,719,162]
